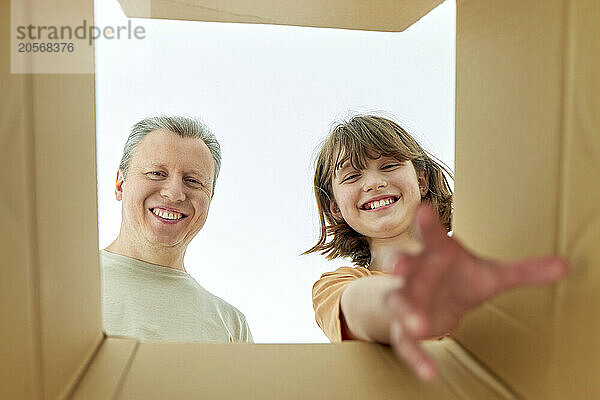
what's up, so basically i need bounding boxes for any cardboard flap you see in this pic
[453,1,565,398]
[92,340,514,399]
[454,0,600,399]
[117,0,444,32]
[550,0,600,398]
[71,337,139,400]
[1,0,102,397]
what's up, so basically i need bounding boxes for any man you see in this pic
[101,115,252,343]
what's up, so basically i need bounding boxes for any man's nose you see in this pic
[362,172,387,192]
[160,178,186,202]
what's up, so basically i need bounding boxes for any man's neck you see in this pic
[105,235,187,272]
[367,233,423,273]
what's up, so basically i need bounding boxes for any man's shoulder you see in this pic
[200,287,248,321]
[181,277,252,341]
[98,249,124,268]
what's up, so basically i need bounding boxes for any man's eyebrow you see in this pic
[144,162,167,170]
[189,171,211,184]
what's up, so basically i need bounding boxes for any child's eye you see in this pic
[342,173,360,182]
[381,163,400,170]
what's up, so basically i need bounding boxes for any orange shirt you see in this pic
[312,266,450,343]
[312,266,386,342]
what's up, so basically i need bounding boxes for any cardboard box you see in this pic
[2,0,597,398]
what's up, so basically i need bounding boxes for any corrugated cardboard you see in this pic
[71,337,138,400]
[2,0,597,399]
[453,0,566,397]
[10,0,95,73]
[70,338,515,400]
[1,0,102,399]
[453,1,600,399]
[117,0,443,32]
[550,2,600,397]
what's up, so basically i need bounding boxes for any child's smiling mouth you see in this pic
[360,195,400,211]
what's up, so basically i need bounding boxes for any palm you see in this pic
[386,204,568,380]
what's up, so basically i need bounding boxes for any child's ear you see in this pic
[329,200,343,222]
[417,169,429,197]
[115,170,125,201]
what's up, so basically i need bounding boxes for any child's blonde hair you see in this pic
[304,115,453,267]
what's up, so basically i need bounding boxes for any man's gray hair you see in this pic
[119,116,222,193]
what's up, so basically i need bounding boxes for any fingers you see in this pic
[493,257,569,292]
[386,291,436,380]
[393,244,455,318]
[386,289,429,337]
[390,319,437,381]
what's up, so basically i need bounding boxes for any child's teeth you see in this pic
[366,198,396,210]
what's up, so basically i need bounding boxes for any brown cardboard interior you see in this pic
[1,0,102,398]
[72,338,516,400]
[2,0,598,399]
[117,0,444,32]
[550,0,600,396]
[453,1,600,399]
[71,337,138,400]
[453,1,565,398]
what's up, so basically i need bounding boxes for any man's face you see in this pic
[115,130,215,250]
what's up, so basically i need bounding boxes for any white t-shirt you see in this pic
[100,250,253,343]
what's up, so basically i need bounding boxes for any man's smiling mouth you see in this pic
[149,207,186,221]
[360,195,400,211]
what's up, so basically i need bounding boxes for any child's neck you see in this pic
[367,233,423,273]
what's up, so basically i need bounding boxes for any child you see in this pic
[304,115,567,380]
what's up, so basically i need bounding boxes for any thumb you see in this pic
[495,257,569,291]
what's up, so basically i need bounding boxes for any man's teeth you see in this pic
[368,198,395,210]
[152,208,183,220]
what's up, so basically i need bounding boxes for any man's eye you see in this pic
[185,178,202,185]
[148,171,165,177]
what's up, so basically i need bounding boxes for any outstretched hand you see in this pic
[385,204,568,381]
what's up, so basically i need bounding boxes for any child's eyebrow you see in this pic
[334,161,351,176]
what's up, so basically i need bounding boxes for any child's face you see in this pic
[329,156,427,240]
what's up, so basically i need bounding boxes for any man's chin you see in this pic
[147,236,182,248]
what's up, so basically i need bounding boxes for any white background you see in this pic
[94,0,456,343]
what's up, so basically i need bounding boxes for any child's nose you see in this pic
[363,173,388,192]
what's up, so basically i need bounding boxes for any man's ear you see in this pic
[329,199,343,222]
[115,170,125,201]
[417,169,429,197]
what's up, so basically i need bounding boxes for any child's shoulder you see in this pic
[321,265,387,279]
